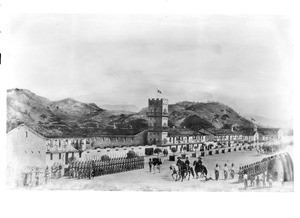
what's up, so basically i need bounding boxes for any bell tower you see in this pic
[147,98,169,145]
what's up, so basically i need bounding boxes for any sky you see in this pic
[7,14,293,120]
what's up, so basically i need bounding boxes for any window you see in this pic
[79,152,82,158]
[50,153,53,160]
[59,153,61,159]
[25,131,28,138]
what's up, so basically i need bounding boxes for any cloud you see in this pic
[8,15,292,120]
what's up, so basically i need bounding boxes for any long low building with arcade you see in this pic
[6,97,286,180]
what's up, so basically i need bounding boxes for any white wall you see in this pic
[7,125,47,183]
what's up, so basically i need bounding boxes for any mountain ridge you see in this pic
[7,88,256,137]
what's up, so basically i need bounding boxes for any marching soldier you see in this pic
[68,163,72,179]
[74,162,77,178]
[103,160,106,175]
[113,158,116,174]
[45,166,50,184]
[77,162,81,179]
[109,159,112,174]
[88,161,92,179]
[122,157,125,171]
[84,161,88,178]
[118,157,121,173]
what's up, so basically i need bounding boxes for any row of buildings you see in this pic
[6,97,290,180]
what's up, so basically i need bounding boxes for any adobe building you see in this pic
[6,123,150,185]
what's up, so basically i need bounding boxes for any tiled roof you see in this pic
[257,128,280,136]
[13,124,143,139]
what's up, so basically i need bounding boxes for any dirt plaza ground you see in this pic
[40,147,293,192]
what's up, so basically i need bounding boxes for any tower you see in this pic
[147,98,169,145]
[253,124,257,132]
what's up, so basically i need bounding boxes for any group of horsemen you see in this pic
[170,156,208,182]
[66,156,145,179]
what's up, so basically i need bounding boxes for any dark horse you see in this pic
[193,160,208,180]
[176,162,193,182]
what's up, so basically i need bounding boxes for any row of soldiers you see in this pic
[67,156,145,179]
[238,155,278,182]
[50,163,63,179]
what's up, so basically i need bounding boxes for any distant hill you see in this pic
[100,104,140,113]
[168,101,253,130]
[7,89,255,137]
[245,114,292,129]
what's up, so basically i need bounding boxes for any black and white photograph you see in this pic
[4,13,294,192]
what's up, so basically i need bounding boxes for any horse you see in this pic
[193,160,208,180]
[171,162,190,182]
[170,164,180,181]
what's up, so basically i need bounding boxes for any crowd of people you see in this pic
[20,156,145,187]
[214,163,235,180]
[48,163,64,179]
[22,167,43,187]
[238,155,280,189]
[66,156,145,179]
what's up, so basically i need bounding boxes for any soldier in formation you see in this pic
[238,154,280,188]
[66,155,144,180]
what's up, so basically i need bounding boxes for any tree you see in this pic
[153,148,162,156]
[208,143,214,149]
[126,150,137,159]
[163,138,168,145]
[101,155,111,161]
[171,147,177,154]
[40,114,47,120]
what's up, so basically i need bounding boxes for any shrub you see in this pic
[154,148,162,154]
[126,150,137,159]
[68,156,77,163]
[171,147,177,154]
[101,155,111,161]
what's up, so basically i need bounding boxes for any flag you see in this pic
[157,89,162,94]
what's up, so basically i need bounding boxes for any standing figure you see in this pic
[30,168,36,187]
[68,163,72,179]
[156,158,162,173]
[185,157,190,169]
[148,158,153,172]
[243,171,248,190]
[268,174,273,188]
[215,164,220,181]
[256,176,260,188]
[58,163,63,178]
[230,163,235,180]
[223,164,228,180]
[262,172,266,187]
[23,172,29,187]
[45,166,50,184]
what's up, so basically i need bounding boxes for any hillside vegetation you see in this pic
[7,89,254,137]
